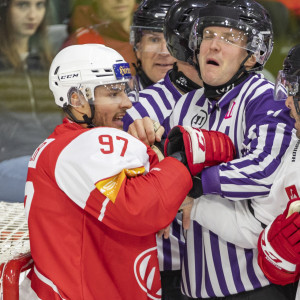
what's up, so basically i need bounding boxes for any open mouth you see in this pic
[156,63,173,67]
[207,59,219,66]
[114,113,126,122]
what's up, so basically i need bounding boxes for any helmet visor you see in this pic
[130,27,168,54]
[96,78,139,103]
[189,17,269,65]
[69,78,139,108]
[274,70,300,101]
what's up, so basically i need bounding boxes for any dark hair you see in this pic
[0,0,52,70]
[283,44,300,77]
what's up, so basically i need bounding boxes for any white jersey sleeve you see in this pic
[191,195,264,248]
[55,127,149,208]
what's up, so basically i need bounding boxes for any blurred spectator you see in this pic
[63,0,137,71]
[69,0,136,33]
[0,0,62,202]
[48,0,73,24]
[272,0,300,15]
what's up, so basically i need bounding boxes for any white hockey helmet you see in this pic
[49,44,137,108]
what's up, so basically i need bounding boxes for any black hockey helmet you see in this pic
[189,0,274,71]
[274,44,300,114]
[164,0,209,64]
[283,45,300,77]
[130,0,178,50]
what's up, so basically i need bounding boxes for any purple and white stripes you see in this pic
[123,72,294,296]
[181,223,270,298]
[168,73,294,297]
[123,71,182,132]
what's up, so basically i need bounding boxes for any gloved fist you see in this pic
[257,198,300,285]
[164,125,236,176]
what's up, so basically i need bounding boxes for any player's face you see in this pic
[92,83,132,129]
[198,26,255,87]
[97,0,135,23]
[285,95,300,138]
[136,31,176,83]
[9,0,46,39]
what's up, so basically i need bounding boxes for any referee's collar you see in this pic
[195,73,257,109]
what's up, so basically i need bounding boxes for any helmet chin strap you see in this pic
[200,52,253,100]
[133,60,154,88]
[169,62,201,93]
[294,96,300,116]
[63,99,95,128]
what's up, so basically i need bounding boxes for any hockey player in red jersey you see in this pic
[20,44,234,300]
[257,44,300,294]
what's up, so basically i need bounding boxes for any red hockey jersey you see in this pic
[23,119,192,300]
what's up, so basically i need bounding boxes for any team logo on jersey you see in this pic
[191,110,208,128]
[134,247,161,300]
[96,167,145,203]
[285,185,300,201]
[224,101,236,119]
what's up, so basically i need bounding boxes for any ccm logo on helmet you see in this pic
[59,71,81,82]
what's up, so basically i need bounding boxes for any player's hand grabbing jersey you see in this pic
[23,118,192,300]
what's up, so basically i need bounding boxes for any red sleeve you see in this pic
[86,155,192,236]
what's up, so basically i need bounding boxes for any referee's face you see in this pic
[136,31,176,83]
[198,26,256,87]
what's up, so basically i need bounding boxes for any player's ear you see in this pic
[70,92,83,107]
[244,54,257,70]
[135,42,142,60]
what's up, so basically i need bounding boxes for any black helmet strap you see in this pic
[133,61,154,89]
[294,97,300,116]
[169,63,201,93]
[63,99,95,128]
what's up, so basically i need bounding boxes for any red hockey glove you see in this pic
[164,125,236,176]
[257,199,300,285]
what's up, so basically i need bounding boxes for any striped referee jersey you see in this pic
[123,71,182,132]
[168,72,294,297]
